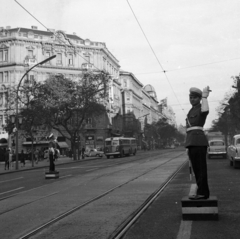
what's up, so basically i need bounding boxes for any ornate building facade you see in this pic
[0,26,120,152]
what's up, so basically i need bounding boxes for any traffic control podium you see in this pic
[45,171,59,179]
[181,196,218,221]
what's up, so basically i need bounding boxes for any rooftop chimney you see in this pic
[6,26,11,29]
[31,26,38,30]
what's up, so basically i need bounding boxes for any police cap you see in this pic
[189,87,202,97]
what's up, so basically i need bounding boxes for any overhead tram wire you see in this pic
[134,57,240,76]
[14,0,108,75]
[126,0,187,116]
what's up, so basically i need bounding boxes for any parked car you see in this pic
[84,148,104,157]
[227,134,240,168]
[208,140,227,159]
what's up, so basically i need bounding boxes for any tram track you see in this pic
[0,151,180,223]
[0,150,178,203]
[16,151,186,239]
[109,159,187,239]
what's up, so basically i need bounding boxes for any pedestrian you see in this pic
[186,86,211,200]
[79,148,82,160]
[49,146,55,172]
[9,148,13,169]
[82,146,85,159]
[20,150,25,167]
[34,149,39,164]
[4,148,9,170]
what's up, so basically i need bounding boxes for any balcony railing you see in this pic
[81,63,93,70]
[24,57,37,66]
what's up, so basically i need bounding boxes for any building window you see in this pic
[0,72,3,83]
[57,53,62,65]
[86,118,92,125]
[4,72,8,83]
[28,50,33,58]
[45,52,51,64]
[68,54,73,65]
[85,55,90,63]
[124,79,127,87]
[34,35,38,39]
[0,49,8,62]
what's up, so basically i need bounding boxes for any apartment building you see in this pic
[0,26,120,151]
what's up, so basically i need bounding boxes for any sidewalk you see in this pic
[0,155,98,175]
[123,157,240,239]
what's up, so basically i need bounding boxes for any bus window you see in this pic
[131,140,136,144]
[105,141,111,146]
[112,140,119,146]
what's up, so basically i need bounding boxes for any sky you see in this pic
[1,0,240,128]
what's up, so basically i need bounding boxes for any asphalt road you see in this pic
[0,149,182,199]
[0,148,186,239]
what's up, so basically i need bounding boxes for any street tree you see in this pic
[4,78,50,165]
[38,71,110,160]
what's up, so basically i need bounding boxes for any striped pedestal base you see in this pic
[181,196,218,221]
[45,171,59,179]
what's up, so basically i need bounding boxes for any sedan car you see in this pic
[84,148,104,157]
[227,134,240,168]
[208,140,226,159]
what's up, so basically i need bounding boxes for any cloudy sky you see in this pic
[2,0,240,128]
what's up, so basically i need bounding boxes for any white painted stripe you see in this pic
[182,207,218,214]
[189,184,197,196]
[176,221,192,239]
[59,175,71,179]
[177,184,196,239]
[0,187,24,195]
[0,177,23,184]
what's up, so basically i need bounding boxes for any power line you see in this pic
[14,0,108,74]
[169,100,220,107]
[134,57,240,75]
[126,0,187,116]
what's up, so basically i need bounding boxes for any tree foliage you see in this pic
[36,71,110,155]
[210,74,240,136]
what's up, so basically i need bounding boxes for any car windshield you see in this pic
[210,141,224,146]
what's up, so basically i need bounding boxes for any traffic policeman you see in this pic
[186,86,211,200]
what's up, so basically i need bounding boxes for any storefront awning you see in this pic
[57,142,69,148]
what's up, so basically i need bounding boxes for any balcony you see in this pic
[24,56,37,66]
[81,63,93,70]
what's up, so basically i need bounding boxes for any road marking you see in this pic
[176,221,192,239]
[0,177,23,184]
[189,184,197,196]
[59,175,72,179]
[0,187,24,195]
[176,183,195,239]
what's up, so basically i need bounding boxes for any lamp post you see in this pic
[13,55,56,170]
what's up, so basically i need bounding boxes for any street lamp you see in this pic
[14,55,56,170]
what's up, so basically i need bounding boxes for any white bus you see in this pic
[104,137,137,159]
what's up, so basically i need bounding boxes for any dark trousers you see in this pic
[5,160,9,170]
[49,154,55,172]
[188,146,210,198]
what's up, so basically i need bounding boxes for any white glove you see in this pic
[202,86,211,98]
